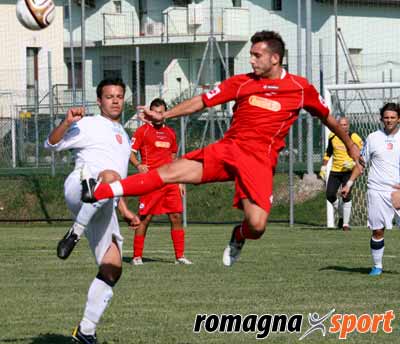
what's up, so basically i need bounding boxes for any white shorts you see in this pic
[367,189,400,230]
[64,169,123,265]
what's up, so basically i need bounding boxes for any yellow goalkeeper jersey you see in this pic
[323,132,363,172]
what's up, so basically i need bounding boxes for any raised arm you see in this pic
[138,95,205,123]
[48,107,85,145]
[321,114,362,173]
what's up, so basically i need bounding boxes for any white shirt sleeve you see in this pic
[361,136,370,164]
[44,121,88,152]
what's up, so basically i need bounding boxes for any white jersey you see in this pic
[362,129,400,192]
[44,115,131,179]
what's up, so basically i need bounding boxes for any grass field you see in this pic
[1,224,399,344]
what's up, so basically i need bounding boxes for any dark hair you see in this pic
[150,98,167,110]
[380,102,400,119]
[250,30,285,64]
[96,78,126,99]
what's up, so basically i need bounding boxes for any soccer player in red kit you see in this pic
[130,98,192,265]
[82,31,361,266]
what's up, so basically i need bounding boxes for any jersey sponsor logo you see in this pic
[205,85,221,99]
[319,95,329,108]
[248,95,281,112]
[155,141,171,148]
[116,134,123,144]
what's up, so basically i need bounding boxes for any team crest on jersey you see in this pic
[155,141,171,148]
[206,86,221,99]
[387,142,393,150]
[249,95,281,112]
[115,134,123,144]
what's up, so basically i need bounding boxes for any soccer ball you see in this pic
[16,0,55,31]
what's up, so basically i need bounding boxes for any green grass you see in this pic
[1,224,399,343]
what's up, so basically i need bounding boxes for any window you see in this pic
[113,0,121,13]
[132,60,145,107]
[64,2,69,19]
[103,56,122,80]
[232,0,241,7]
[26,48,39,105]
[67,61,82,89]
[272,0,282,11]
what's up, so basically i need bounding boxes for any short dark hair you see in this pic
[96,78,126,99]
[380,102,400,119]
[250,30,285,64]
[150,98,167,110]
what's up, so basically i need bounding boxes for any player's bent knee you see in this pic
[247,220,267,238]
[97,266,122,287]
[98,169,121,184]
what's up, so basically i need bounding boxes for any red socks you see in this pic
[133,235,145,258]
[235,221,263,241]
[94,169,165,200]
[171,229,185,259]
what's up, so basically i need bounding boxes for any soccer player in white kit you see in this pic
[342,102,400,276]
[45,78,139,343]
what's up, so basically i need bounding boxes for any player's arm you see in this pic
[117,197,140,230]
[130,151,148,173]
[341,165,362,198]
[138,96,205,123]
[48,107,84,145]
[321,114,362,173]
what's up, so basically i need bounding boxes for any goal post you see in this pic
[323,82,400,227]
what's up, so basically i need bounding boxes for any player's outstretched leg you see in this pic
[223,225,245,267]
[72,325,97,344]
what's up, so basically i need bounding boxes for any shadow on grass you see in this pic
[320,265,400,275]
[0,333,71,344]
[122,256,173,264]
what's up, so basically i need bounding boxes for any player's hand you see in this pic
[65,107,85,126]
[341,186,349,198]
[391,190,400,210]
[137,105,164,124]
[179,184,186,197]
[319,166,327,182]
[122,209,141,230]
[137,164,149,174]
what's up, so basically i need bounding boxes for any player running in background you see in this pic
[319,117,363,231]
[342,102,400,276]
[130,98,192,265]
[45,78,139,343]
[82,31,361,267]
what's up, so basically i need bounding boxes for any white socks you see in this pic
[370,237,384,269]
[343,201,352,226]
[80,277,113,335]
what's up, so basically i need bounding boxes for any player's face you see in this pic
[97,85,125,121]
[150,104,166,126]
[250,41,280,78]
[338,118,349,134]
[382,110,400,134]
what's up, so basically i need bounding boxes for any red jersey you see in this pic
[131,123,178,169]
[202,70,329,155]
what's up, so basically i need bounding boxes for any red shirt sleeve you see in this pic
[303,83,330,118]
[201,75,244,107]
[131,126,144,152]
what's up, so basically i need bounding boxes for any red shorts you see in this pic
[184,139,275,213]
[138,183,183,216]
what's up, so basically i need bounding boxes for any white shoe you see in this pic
[131,257,143,265]
[175,257,193,265]
[222,225,245,267]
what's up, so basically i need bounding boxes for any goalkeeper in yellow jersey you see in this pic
[319,117,363,230]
